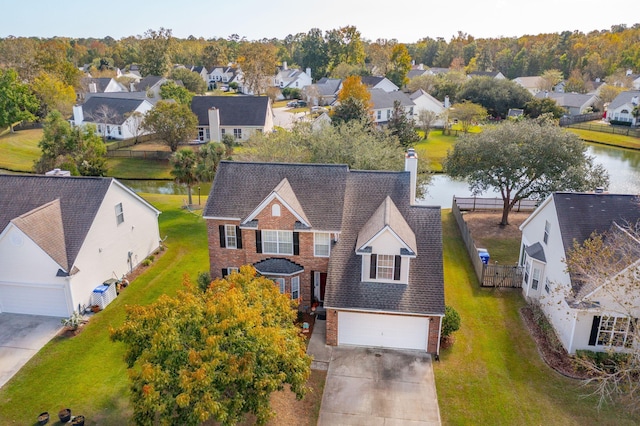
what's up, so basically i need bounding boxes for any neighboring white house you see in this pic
[274,62,312,90]
[513,76,546,95]
[0,175,161,317]
[607,90,640,125]
[306,78,342,106]
[72,96,154,140]
[191,96,274,142]
[77,77,127,101]
[368,88,415,124]
[409,89,446,127]
[134,76,169,99]
[519,192,640,354]
[361,76,400,92]
[468,71,506,80]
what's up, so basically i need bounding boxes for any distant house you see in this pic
[274,62,312,90]
[134,76,169,99]
[208,65,244,90]
[535,92,599,116]
[360,76,399,92]
[191,96,274,142]
[203,149,445,353]
[513,76,545,95]
[409,89,445,126]
[369,88,414,124]
[468,71,506,80]
[519,192,640,354]
[72,96,154,140]
[0,175,161,317]
[307,77,342,106]
[190,65,209,83]
[607,90,640,125]
[77,77,127,101]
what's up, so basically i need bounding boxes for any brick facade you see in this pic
[207,198,332,307]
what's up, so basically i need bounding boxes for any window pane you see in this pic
[115,203,124,225]
[278,231,293,255]
[315,233,330,257]
[292,276,300,299]
[225,225,237,249]
[377,254,394,280]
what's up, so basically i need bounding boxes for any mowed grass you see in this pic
[567,128,640,150]
[106,158,173,179]
[434,210,640,425]
[415,130,457,172]
[0,194,210,425]
[0,128,43,172]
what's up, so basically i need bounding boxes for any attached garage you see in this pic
[0,283,69,317]
[338,311,430,351]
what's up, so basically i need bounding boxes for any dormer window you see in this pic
[370,254,401,281]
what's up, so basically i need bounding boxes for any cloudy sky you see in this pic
[2,0,637,42]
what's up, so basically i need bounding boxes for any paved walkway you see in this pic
[307,319,441,425]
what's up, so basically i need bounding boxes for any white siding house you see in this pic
[0,176,161,317]
[72,97,154,140]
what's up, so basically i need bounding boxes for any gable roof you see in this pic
[514,76,544,89]
[0,175,113,271]
[80,77,118,93]
[315,78,342,96]
[191,96,270,127]
[81,96,147,125]
[608,90,640,110]
[534,92,596,108]
[356,196,417,255]
[135,76,165,91]
[242,178,311,228]
[204,162,349,231]
[553,193,640,256]
[11,199,69,270]
[369,88,415,109]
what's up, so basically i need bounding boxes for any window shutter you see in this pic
[219,225,226,248]
[370,254,377,279]
[588,316,601,346]
[236,227,243,249]
[293,232,300,255]
[255,230,262,253]
[394,255,401,280]
[221,268,228,278]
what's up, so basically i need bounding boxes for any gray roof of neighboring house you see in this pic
[608,90,640,110]
[85,91,160,105]
[0,175,113,271]
[81,77,116,93]
[316,78,342,96]
[408,69,429,79]
[361,76,385,87]
[81,96,146,125]
[514,76,544,89]
[205,161,444,316]
[135,76,165,92]
[191,96,270,127]
[369,88,415,109]
[534,92,596,108]
[428,67,450,75]
[554,192,640,256]
[325,170,444,315]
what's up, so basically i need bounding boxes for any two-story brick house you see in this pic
[203,150,445,354]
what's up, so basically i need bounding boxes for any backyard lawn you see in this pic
[434,210,640,425]
[0,128,42,172]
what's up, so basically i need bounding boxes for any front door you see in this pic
[313,271,328,303]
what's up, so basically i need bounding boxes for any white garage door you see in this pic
[0,283,69,317]
[338,311,429,351]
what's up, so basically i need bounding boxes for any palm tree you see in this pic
[170,149,198,205]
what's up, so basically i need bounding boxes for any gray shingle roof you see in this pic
[525,242,546,262]
[356,196,417,255]
[315,78,342,96]
[253,258,304,275]
[135,76,165,91]
[325,171,444,315]
[608,90,640,110]
[81,97,146,125]
[0,175,113,271]
[369,88,415,109]
[204,162,349,231]
[191,96,270,127]
[534,92,596,108]
[81,77,114,93]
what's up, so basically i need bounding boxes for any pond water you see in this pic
[121,142,640,207]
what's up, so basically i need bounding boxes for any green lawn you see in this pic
[434,210,640,425]
[567,128,640,150]
[106,158,172,179]
[0,128,43,172]
[0,194,210,425]
[415,130,458,172]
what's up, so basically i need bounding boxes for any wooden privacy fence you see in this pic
[105,150,172,160]
[451,198,523,288]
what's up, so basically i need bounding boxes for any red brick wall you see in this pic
[207,199,331,306]
[326,309,338,345]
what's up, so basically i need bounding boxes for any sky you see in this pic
[1,0,638,42]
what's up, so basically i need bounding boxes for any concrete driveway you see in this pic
[272,107,307,129]
[317,345,441,425]
[0,313,62,388]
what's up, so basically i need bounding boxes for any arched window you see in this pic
[272,204,281,216]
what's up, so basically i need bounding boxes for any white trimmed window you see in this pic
[225,225,237,249]
[291,276,300,300]
[263,230,293,255]
[531,268,540,290]
[377,255,395,280]
[314,233,331,257]
[115,203,124,225]
[272,204,281,217]
[544,278,550,294]
[222,267,238,277]
[523,261,530,286]
[274,278,285,294]
[597,316,636,348]
[233,128,242,139]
